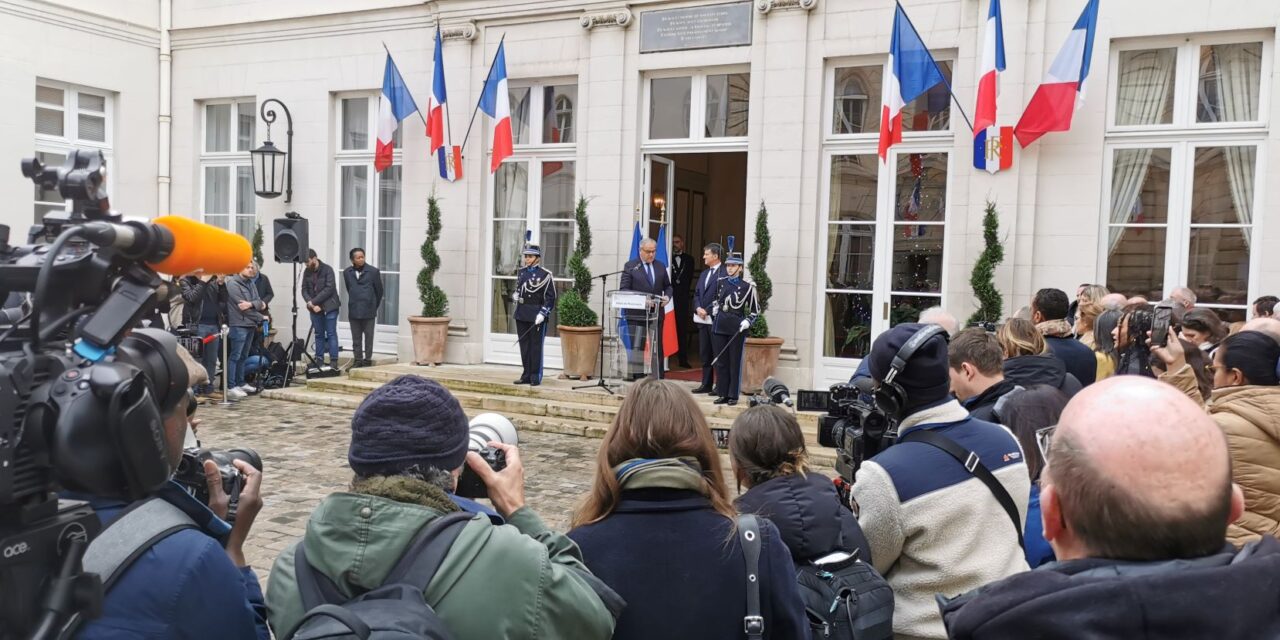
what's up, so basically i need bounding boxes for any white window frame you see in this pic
[332,93,404,353]
[485,79,579,368]
[34,80,113,224]
[823,56,957,144]
[1100,34,1271,316]
[199,99,257,239]
[641,67,751,152]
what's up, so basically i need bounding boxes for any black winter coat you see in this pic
[960,379,1023,424]
[302,262,339,313]
[735,473,873,565]
[568,489,808,640]
[1003,355,1083,398]
[1045,335,1097,386]
[941,536,1280,640]
[342,264,384,321]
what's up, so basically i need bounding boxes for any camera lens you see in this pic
[467,413,518,451]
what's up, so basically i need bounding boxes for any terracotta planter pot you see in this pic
[558,325,603,380]
[408,316,450,365]
[743,336,784,393]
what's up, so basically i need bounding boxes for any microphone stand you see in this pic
[573,270,626,394]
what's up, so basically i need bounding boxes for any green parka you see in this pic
[266,491,617,640]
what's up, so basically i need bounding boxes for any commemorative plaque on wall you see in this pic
[639,2,753,53]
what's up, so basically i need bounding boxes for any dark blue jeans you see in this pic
[228,326,253,388]
[310,309,340,365]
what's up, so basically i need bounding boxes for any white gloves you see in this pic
[512,291,521,303]
[739,319,750,332]
[535,313,545,325]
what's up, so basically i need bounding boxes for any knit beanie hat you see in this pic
[348,375,470,477]
[866,323,952,411]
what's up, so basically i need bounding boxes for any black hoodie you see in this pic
[1003,354,1083,398]
[940,536,1280,639]
[735,472,873,564]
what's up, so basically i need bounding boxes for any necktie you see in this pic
[646,263,654,285]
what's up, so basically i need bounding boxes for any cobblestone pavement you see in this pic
[193,396,603,584]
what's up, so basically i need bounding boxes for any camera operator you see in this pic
[67,346,268,639]
[852,324,1029,640]
[266,375,621,640]
[180,272,227,398]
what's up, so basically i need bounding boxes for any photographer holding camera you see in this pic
[851,324,1029,640]
[265,375,620,640]
[67,344,268,639]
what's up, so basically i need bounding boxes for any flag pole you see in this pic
[383,41,429,128]
[895,2,976,134]
[437,26,457,152]
[461,33,506,155]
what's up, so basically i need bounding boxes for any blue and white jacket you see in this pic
[852,400,1030,640]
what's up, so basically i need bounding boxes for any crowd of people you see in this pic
[72,280,1280,640]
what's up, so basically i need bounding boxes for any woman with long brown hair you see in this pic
[568,379,807,640]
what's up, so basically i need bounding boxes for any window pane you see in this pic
[542,85,576,144]
[379,165,402,219]
[824,293,874,358]
[833,66,882,134]
[901,61,951,132]
[895,153,946,222]
[649,77,692,139]
[77,93,105,112]
[509,87,531,145]
[341,165,368,218]
[1188,228,1250,305]
[830,155,877,222]
[379,273,399,323]
[1208,307,1247,324]
[705,73,750,138]
[1110,148,1171,225]
[541,221,573,277]
[204,214,231,230]
[378,219,401,273]
[493,221,525,276]
[342,98,370,150]
[36,106,63,136]
[34,151,65,204]
[237,102,256,151]
[494,162,529,220]
[1190,146,1255,225]
[891,295,941,327]
[1197,42,1262,123]
[340,218,367,265]
[827,224,874,290]
[892,225,944,294]
[205,104,231,152]
[540,161,575,220]
[235,166,255,215]
[36,85,64,106]
[491,279,517,334]
[1106,227,1165,300]
[78,114,106,142]
[1116,49,1176,126]
[235,215,255,240]
[204,166,230,213]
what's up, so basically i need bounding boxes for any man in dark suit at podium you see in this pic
[620,238,673,380]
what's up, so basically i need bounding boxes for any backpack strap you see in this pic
[737,514,764,640]
[899,429,1025,549]
[83,497,199,591]
[385,511,474,588]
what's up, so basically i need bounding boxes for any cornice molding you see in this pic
[0,0,159,48]
[755,0,818,14]
[170,9,432,51]
[440,20,477,41]
[580,7,633,30]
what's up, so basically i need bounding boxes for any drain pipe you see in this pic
[157,0,172,216]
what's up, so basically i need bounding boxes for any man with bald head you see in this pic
[941,376,1280,639]
[1099,292,1127,311]
[1242,316,1280,344]
[620,237,673,379]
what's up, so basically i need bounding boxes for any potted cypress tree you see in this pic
[744,201,783,393]
[968,200,1005,326]
[557,195,601,379]
[409,192,450,365]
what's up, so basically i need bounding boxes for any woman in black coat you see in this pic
[568,379,807,640]
[730,405,873,565]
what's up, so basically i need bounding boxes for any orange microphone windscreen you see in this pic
[147,215,253,276]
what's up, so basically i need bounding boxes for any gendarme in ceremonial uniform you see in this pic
[710,243,760,405]
[512,234,556,386]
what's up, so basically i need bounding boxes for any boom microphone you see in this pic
[83,215,252,275]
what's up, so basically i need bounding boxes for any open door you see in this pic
[643,154,676,256]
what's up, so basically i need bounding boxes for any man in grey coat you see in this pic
[302,249,340,368]
[226,262,268,398]
[342,247,384,368]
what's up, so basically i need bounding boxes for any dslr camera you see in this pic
[798,380,893,483]
[455,413,517,499]
[173,446,263,523]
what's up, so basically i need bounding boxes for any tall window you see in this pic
[1104,38,1269,321]
[491,81,577,339]
[200,100,257,239]
[336,95,402,324]
[646,72,750,140]
[34,81,112,224]
[821,61,952,370]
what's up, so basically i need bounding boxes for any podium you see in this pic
[608,290,663,380]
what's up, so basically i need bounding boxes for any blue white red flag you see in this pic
[878,3,948,162]
[1014,0,1100,147]
[973,0,1006,137]
[428,27,462,181]
[477,42,514,174]
[375,54,420,173]
[654,225,679,359]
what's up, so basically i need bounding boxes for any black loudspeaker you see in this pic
[273,215,309,263]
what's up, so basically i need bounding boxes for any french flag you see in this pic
[1014,0,1100,148]
[427,27,462,181]
[654,225,679,359]
[878,3,948,162]
[375,54,420,173]
[973,0,1005,135]
[478,42,514,174]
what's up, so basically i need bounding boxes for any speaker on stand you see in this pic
[274,213,311,386]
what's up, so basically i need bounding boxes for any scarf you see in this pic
[1036,319,1075,338]
[350,475,461,514]
[612,457,708,495]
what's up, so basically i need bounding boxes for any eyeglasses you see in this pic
[1035,425,1056,461]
